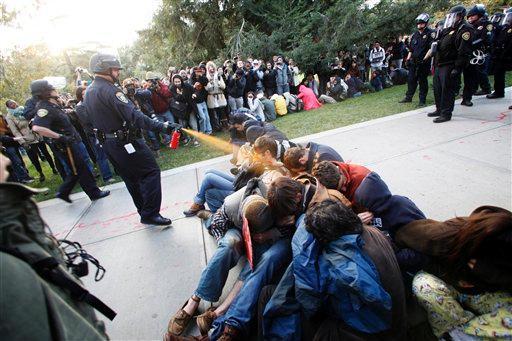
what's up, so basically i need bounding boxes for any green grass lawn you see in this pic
[25,74,511,201]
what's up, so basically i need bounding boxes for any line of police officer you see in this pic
[401,5,512,123]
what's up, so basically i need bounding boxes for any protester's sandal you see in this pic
[196,307,217,336]
[168,296,200,335]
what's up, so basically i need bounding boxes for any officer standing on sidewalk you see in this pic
[84,53,181,226]
[30,80,110,203]
[486,8,512,101]
[429,5,473,123]
[461,4,491,106]
[399,13,434,107]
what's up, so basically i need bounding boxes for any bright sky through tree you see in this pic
[1,0,160,54]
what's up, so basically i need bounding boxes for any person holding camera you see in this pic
[274,56,290,95]
[190,66,212,135]
[83,53,181,226]
[205,61,228,132]
[145,71,175,145]
[227,68,246,113]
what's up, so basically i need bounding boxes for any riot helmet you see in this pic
[30,79,56,100]
[89,53,123,83]
[467,4,486,18]
[490,12,504,24]
[502,8,512,27]
[444,5,467,29]
[415,13,430,24]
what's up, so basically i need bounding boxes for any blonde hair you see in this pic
[206,61,217,71]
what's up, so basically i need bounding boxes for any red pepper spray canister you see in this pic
[169,130,181,149]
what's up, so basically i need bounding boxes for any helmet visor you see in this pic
[502,13,512,26]
[444,13,459,29]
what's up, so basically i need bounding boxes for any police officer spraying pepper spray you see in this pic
[399,13,434,107]
[83,53,181,226]
[31,80,110,203]
[461,4,492,106]
[428,5,474,123]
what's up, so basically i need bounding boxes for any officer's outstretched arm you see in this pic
[111,90,164,132]
[32,125,60,139]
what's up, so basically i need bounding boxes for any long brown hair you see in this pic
[447,206,512,263]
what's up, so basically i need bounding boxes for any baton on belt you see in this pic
[66,146,77,175]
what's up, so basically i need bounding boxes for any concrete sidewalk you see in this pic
[38,92,511,340]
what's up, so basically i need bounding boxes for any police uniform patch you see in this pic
[487,24,493,31]
[37,109,48,117]
[431,32,436,38]
[462,32,471,41]
[115,92,129,104]
[422,34,426,39]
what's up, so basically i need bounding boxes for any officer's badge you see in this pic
[431,32,436,38]
[37,109,48,117]
[477,26,483,30]
[115,92,129,104]
[508,28,512,34]
[462,32,471,41]
[422,34,426,39]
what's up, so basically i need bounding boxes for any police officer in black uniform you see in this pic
[30,80,110,203]
[428,5,473,123]
[83,53,181,226]
[399,13,434,107]
[461,4,492,106]
[487,8,512,101]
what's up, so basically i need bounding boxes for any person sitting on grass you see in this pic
[297,79,322,111]
[283,143,343,176]
[370,70,383,92]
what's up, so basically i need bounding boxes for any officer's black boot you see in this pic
[474,89,490,96]
[433,116,451,123]
[486,92,504,99]
[427,111,440,117]
[56,192,73,203]
[141,214,172,226]
[399,97,412,103]
[460,100,473,107]
[91,190,110,201]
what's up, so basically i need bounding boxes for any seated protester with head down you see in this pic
[246,91,265,122]
[322,73,348,102]
[168,194,273,339]
[167,176,294,340]
[263,198,406,340]
[253,135,295,167]
[283,143,343,177]
[394,206,512,340]
[312,161,426,273]
[228,112,258,164]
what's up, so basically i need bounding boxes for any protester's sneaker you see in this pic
[399,98,412,103]
[196,308,216,335]
[196,210,213,220]
[218,325,240,341]
[183,203,205,217]
[193,140,201,147]
[230,167,239,176]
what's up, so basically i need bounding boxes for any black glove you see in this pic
[450,68,460,78]
[164,123,182,134]
[57,134,73,144]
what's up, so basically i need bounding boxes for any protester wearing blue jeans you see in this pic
[155,109,175,144]
[185,169,235,216]
[196,102,212,134]
[3,146,32,182]
[210,237,292,339]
